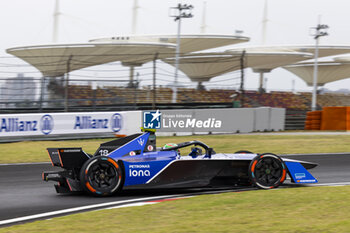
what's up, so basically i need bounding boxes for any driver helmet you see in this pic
[163,143,180,155]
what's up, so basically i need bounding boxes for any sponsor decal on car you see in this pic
[129,151,136,156]
[60,149,81,153]
[129,164,151,177]
[129,169,151,177]
[137,138,145,146]
[295,173,306,179]
[297,179,317,183]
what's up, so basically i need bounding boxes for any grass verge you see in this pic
[2,186,350,232]
[1,134,350,164]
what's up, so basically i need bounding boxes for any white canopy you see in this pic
[7,43,176,77]
[233,45,350,59]
[7,34,249,78]
[333,56,350,63]
[89,34,250,53]
[283,61,350,86]
[8,38,350,85]
[226,48,313,72]
[163,45,350,82]
[163,50,312,82]
[284,45,350,58]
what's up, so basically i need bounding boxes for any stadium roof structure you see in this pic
[163,45,350,83]
[6,42,176,77]
[89,34,250,53]
[231,45,350,59]
[226,47,314,72]
[333,56,350,63]
[281,45,350,58]
[7,34,249,78]
[163,50,313,82]
[283,60,350,86]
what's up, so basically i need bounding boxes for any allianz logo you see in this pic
[0,118,38,132]
[74,116,108,129]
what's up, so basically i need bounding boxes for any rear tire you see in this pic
[249,153,286,189]
[80,156,123,196]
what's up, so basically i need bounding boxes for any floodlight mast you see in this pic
[169,4,193,103]
[310,19,329,111]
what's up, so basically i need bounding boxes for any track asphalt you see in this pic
[0,153,350,226]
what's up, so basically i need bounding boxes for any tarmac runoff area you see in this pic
[0,152,350,227]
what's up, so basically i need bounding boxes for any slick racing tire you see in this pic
[249,153,286,189]
[80,156,123,196]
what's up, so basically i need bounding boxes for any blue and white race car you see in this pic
[43,129,318,196]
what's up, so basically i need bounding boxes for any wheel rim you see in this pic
[87,160,119,192]
[254,157,283,186]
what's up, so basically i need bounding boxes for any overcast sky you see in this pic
[1,0,350,91]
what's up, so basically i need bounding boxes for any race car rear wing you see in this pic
[47,148,90,169]
[46,131,157,168]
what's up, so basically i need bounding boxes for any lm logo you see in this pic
[143,110,161,129]
[40,114,54,135]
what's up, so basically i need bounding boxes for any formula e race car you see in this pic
[43,129,318,196]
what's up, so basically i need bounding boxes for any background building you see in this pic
[0,73,37,108]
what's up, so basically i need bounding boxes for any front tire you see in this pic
[249,153,286,189]
[80,156,123,196]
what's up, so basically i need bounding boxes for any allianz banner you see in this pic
[0,111,141,137]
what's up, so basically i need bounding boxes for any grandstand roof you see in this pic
[7,34,249,77]
[163,51,312,82]
[226,48,313,72]
[232,45,350,59]
[283,45,350,58]
[89,34,250,53]
[6,42,176,77]
[283,61,350,86]
[333,56,350,63]
[163,45,350,82]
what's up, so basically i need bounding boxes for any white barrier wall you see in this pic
[157,107,284,135]
[254,107,270,132]
[253,107,285,131]
[157,108,255,133]
[0,107,285,139]
[0,111,141,137]
[270,108,286,131]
